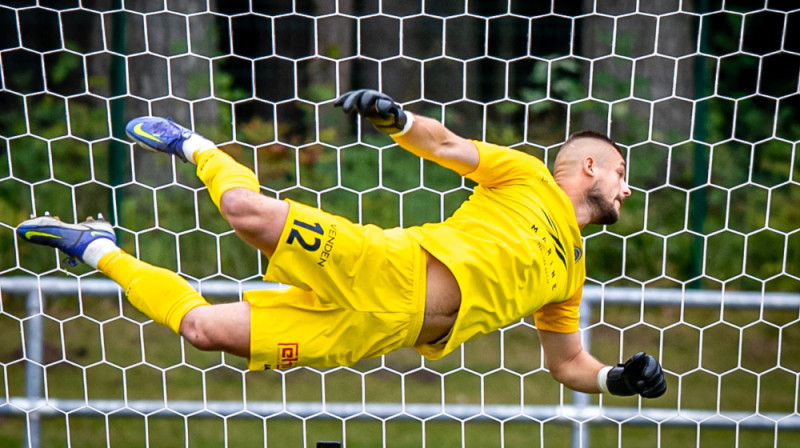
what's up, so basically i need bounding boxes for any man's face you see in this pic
[585,150,631,225]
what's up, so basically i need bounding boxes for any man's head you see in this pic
[553,131,631,227]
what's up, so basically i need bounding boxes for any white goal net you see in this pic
[2,1,800,447]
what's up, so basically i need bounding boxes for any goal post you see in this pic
[2,2,800,447]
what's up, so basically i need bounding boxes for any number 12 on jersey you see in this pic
[286,219,323,251]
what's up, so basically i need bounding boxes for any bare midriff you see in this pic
[416,251,461,345]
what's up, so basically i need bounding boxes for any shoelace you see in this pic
[152,118,191,151]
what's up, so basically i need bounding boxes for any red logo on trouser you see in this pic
[278,343,299,369]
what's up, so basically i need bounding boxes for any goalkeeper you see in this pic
[17,89,665,398]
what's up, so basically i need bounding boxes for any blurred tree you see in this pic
[580,0,696,142]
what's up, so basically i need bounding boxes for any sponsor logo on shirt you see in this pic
[277,342,300,369]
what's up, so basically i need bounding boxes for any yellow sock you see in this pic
[195,149,260,210]
[98,250,209,334]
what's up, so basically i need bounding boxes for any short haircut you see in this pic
[563,130,622,155]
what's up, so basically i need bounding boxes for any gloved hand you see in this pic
[605,352,667,398]
[334,89,409,135]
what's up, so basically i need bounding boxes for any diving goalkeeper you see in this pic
[17,89,666,398]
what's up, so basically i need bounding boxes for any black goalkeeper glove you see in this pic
[605,352,666,398]
[334,89,409,135]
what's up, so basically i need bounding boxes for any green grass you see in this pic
[2,292,799,447]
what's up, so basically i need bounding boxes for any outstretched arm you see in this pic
[393,114,479,175]
[539,329,605,393]
[539,329,667,398]
[335,89,479,175]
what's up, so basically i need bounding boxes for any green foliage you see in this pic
[3,50,798,285]
[2,5,799,446]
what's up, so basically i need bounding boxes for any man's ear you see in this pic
[582,156,595,177]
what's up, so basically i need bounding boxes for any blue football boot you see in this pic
[17,213,116,266]
[125,116,193,162]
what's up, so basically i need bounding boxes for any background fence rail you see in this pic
[2,277,798,448]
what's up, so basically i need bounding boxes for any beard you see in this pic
[585,183,621,225]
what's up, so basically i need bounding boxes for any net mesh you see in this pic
[1,1,800,447]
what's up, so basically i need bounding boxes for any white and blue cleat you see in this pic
[125,116,194,162]
[17,213,116,266]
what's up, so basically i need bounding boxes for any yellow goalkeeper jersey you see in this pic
[407,141,586,360]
